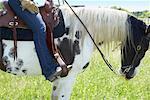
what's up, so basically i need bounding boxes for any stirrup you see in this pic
[60,65,72,77]
[48,65,72,82]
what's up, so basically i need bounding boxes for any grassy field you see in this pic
[0,49,150,100]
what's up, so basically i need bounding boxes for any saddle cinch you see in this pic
[0,1,68,72]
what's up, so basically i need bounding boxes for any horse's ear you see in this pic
[146,25,150,40]
[145,25,150,35]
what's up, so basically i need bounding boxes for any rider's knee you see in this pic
[33,22,46,35]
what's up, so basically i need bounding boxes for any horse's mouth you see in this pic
[119,66,137,80]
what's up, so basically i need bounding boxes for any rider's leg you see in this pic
[8,0,61,80]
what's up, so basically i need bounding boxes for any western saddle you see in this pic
[0,1,68,73]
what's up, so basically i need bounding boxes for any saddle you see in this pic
[0,1,69,74]
[0,1,56,28]
[0,1,56,57]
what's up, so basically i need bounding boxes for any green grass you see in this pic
[72,50,150,100]
[0,50,150,100]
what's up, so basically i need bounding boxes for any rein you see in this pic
[63,0,117,74]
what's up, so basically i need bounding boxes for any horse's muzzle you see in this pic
[119,66,137,80]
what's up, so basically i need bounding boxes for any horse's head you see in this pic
[120,16,150,79]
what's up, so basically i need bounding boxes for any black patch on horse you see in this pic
[57,37,81,65]
[16,59,24,67]
[75,31,82,39]
[73,40,80,55]
[83,62,90,69]
[121,15,149,79]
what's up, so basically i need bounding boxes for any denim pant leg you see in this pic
[8,0,59,79]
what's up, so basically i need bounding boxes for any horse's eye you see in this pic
[137,45,142,51]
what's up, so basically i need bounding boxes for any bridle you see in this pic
[122,26,150,74]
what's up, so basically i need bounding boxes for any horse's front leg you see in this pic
[51,35,94,100]
[51,68,80,100]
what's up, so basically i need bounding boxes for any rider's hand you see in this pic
[20,0,39,14]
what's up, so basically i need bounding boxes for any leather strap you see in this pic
[11,16,18,60]
[40,2,67,66]
[46,20,66,66]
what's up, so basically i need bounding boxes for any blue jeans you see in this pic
[8,0,59,79]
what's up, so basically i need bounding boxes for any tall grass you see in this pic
[0,50,150,100]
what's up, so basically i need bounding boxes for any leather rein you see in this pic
[64,0,117,74]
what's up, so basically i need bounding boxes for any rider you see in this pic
[8,0,71,82]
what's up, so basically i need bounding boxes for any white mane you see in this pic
[59,6,130,49]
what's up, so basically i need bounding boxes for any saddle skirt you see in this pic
[0,1,27,28]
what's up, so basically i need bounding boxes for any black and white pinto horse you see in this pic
[0,5,150,100]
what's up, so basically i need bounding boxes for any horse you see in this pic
[0,4,150,100]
